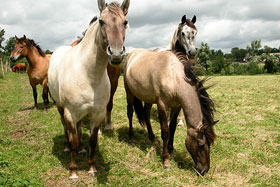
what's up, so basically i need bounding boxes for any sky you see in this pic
[0,0,279,53]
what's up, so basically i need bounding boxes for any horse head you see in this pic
[185,121,218,176]
[177,15,197,57]
[10,35,29,62]
[98,0,130,66]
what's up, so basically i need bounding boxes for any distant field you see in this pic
[0,72,279,186]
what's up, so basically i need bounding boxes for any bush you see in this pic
[264,55,279,73]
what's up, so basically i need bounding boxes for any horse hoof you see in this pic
[104,123,114,131]
[64,148,70,154]
[43,109,47,113]
[164,160,171,171]
[88,171,97,177]
[69,172,78,179]
[78,150,87,158]
[88,167,97,177]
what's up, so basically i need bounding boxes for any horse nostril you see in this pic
[108,46,113,55]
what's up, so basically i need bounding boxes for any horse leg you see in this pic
[42,82,49,112]
[177,109,185,126]
[104,65,120,131]
[64,108,79,179]
[31,83,38,110]
[88,123,100,177]
[125,84,134,138]
[77,120,87,157]
[143,103,155,142]
[157,100,171,169]
[104,94,114,131]
[168,107,181,154]
[57,106,70,153]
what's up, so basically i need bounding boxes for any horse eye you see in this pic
[99,19,105,26]
[20,46,24,49]
[182,32,185,36]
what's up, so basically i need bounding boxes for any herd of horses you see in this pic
[9,0,217,179]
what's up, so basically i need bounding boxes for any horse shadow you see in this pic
[116,126,194,172]
[18,102,56,112]
[52,131,110,184]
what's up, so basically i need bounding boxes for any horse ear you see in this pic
[121,0,130,16]
[15,35,18,40]
[23,35,26,40]
[197,123,207,132]
[213,120,219,126]
[192,15,196,24]
[181,15,187,24]
[98,0,106,12]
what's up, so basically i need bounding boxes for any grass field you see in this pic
[0,72,279,186]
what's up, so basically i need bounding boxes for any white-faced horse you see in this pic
[48,0,130,179]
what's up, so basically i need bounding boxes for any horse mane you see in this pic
[107,2,123,16]
[27,39,46,57]
[172,50,216,145]
[73,16,98,46]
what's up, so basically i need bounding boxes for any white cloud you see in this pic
[0,0,279,53]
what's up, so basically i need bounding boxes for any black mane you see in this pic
[172,50,216,145]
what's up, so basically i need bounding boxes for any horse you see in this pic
[10,35,51,112]
[154,15,198,127]
[12,62,26,73]
[71,17,121,131]
[123,49,217,176]
[48,0,130,179]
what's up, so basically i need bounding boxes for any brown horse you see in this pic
[49,0,130,179]
[71,16,121,131]
[124,48,217,176]
[10,35,51,112]
[12,62,26,73]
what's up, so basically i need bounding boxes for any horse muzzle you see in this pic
[10,56,17,62]
[107,46,126,66]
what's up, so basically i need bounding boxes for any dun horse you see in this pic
[124,40,217,176]
[48,0,130,179]
[10,35,51,112]
[154,15,197,127]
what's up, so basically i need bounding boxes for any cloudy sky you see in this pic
[0,0,279,53]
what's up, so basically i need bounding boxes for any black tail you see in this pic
[133,97,146,127]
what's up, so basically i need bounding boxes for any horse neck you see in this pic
[78,22,108,75]
[25,46,44,67]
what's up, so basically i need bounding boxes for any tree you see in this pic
[0,28,5,53]
[263,45,271,55]
[196,42,212,72]
[4,37,16,55]
[246,40,262,61]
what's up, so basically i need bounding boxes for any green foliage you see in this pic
[4,37,16,56]
[196,42,212,72]
[0,28,5,51]
[263,54,279,73]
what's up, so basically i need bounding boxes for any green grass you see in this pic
[0,72,279,186]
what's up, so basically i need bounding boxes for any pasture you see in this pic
[0,72,279,186]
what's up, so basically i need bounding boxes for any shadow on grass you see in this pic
[116,126,194,172]
[18,102,56,112]
[52,133,111,184]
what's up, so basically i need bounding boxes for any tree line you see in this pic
[196,40,280,75]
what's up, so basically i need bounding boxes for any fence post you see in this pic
[5,60,8,72]
[1,58,5,78]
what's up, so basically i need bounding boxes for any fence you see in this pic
[0,58,11,78]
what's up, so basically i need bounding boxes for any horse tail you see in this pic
[172,50,216,145]
[133,97,146,127]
